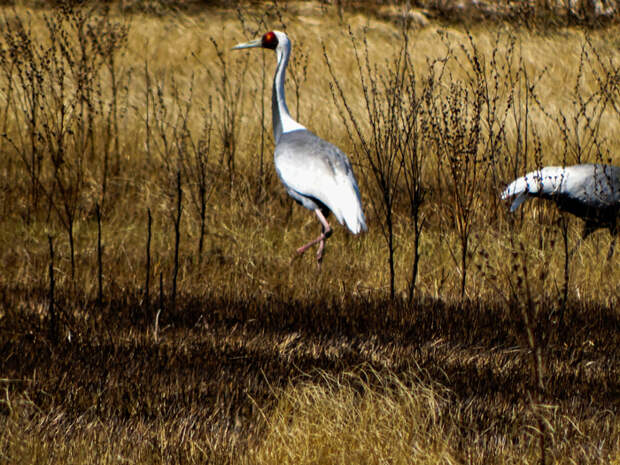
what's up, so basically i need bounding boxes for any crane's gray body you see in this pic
[274,129,366,234]
[502,163,620,235]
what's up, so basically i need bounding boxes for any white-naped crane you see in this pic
[233,31,367,265]
[501,163,620,259]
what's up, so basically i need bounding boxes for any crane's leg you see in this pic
[570,222,594,259]
[568,238,583,260]
[315,224,328,264]
[295,209,332,264]
[607,235,616,261]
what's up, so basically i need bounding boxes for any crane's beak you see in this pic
[232,38,262,50]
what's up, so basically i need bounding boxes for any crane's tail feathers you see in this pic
[334,182,367,234]
[341,198,367,234]
[345,212,367,234]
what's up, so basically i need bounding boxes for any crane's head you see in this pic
[232,31,287,52]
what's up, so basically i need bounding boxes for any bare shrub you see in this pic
[141,70,217,299]
[0,4,128,280]
[208,36,249,192]
[425,33,490,300]
[324,27,431,300]
[426,31,541,300]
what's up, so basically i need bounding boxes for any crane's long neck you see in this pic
[272,43,305,144]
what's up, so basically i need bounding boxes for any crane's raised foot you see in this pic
[292,226,332,267]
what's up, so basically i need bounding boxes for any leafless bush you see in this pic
[507,238,555,465]
[175,92,215,261]
[235,6,274,203]
[325,27,434,300]
[142,69,218,268]
[0,4,128,280]
[425,33,490,300]
[207,37,249,192]
[426,31,543,300]
[401,56,433,303]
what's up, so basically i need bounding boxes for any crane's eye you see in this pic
[262,31,278,49]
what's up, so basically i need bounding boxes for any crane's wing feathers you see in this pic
[275,129,367,234]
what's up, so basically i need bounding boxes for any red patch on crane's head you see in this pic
[261,31,278,49]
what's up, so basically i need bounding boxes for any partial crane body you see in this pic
[501,163,620,259]
[233,31,367,264]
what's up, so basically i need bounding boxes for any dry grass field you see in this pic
[0,1,619,464]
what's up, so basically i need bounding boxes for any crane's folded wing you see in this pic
[275,130,367,234]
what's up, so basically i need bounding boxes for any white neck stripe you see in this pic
[272,33,305,143]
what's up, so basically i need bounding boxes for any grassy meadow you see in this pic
[0,1,619,464]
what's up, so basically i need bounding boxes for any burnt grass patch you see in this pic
[1,284,618,458]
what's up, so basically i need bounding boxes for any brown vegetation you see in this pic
[0,2,618,464]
